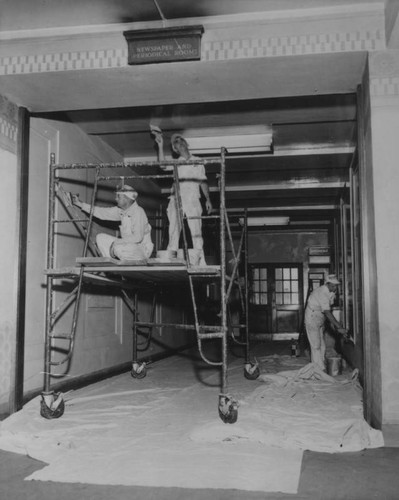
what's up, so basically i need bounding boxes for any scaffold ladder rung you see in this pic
[49,333,73,339]
[197,332,224,340]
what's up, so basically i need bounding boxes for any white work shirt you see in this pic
[306,284,332,313]
[80,201,151,243]
[166,155,207,199]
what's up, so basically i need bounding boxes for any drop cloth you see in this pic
[0,352,383,493]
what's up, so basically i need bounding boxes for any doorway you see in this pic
[248,263,303,337]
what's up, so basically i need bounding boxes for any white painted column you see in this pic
[369,50,399,425]
[0,99,18,413]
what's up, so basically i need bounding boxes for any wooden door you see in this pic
[249,264,303,336]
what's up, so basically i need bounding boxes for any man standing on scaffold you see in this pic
[153,126,212,266]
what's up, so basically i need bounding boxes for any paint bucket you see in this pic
[326,356,342,376]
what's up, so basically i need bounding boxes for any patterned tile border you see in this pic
[0,95,18,153]
[0,48,127,75]
[0,116,17,153]
[370,77,399,97]
[205,29,383,61]
[0,28,384,76]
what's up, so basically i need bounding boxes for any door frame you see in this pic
[10,107,30,414]
[248,262,304,337]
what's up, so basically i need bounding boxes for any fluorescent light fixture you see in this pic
[182,125,273,155]
[239,216,290,226]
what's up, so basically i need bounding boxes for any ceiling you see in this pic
[2,0,395,231]
[51,93,357,228]
[0,0,385,32]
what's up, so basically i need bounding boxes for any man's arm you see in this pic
[323,310,348,337]
[71,194,120,221]
[200,181,213,214]
[153,129,166,168]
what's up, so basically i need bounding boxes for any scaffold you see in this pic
[41,149,260,423]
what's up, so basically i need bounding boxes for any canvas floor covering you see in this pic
[0,347,383,494]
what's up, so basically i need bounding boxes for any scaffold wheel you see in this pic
[40,391,65,419]
[218,394,238,424]
[131,361,147,379]
[244,361,260,380]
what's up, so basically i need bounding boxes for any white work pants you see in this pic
[304,309,327,371]
[167,195,205,264]
[96,233,153,261]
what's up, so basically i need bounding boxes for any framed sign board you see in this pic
[123,26,204,65]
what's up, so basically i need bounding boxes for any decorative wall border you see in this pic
[370,77,399,97]
[0,49,127,75]
[0,96,18,154]
[0,28,384,76]
[205,29,383,61]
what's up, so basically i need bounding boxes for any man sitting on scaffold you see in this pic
[72,184,154,261]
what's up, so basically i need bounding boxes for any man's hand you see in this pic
[150,125,163,146]
[71,194,82,208]
[151,126,165,163]
[154,131,163,146]
[205,199,213,214]
[337,327,349,339]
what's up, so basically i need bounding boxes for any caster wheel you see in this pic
[131,362,147,379]
[218,394,238,424]
[219,405,238,424]
[40,392,65,419]
[244,362,260,380]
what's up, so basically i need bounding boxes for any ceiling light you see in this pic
[239,216,290,226]
[182,125,273,155]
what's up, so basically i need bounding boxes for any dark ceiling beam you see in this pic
[226,205,337,212]
[272,146,354,156]
[206,181,347,194]
[62,94,356,135]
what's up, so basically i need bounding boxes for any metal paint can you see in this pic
[327,356,342,376]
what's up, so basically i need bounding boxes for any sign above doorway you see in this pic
[123,25,204,65]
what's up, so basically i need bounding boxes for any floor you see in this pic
[1,340,398,500]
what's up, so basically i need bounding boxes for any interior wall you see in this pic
[25,117,192,398]
[247,229,329,298]
[0,95,19,413]
[0,148,18,409]
[369,50,399,426]
[357,60,382,428]
[370,102,399,424]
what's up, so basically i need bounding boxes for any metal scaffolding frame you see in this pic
[41,149,259,423]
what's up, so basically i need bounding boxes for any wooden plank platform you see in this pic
[45,257,221,284]
[76,257,149,267]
